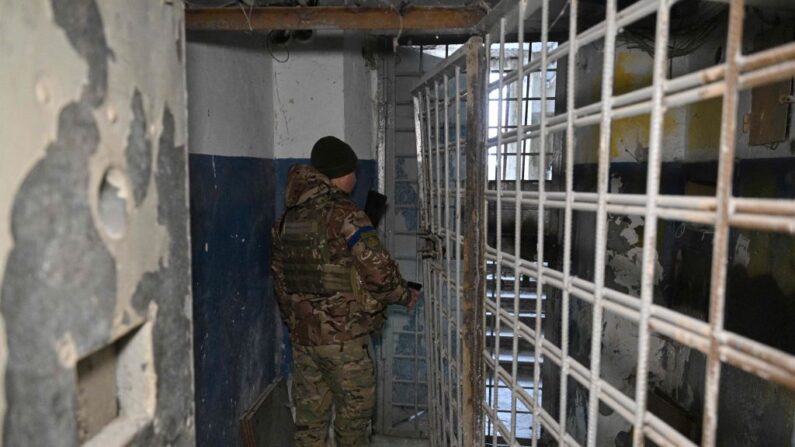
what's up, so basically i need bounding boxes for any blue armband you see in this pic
[347,226,376,250]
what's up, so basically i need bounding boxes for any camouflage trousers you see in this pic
[292,334,375,447]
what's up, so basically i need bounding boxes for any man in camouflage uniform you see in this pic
[272,136,420,447]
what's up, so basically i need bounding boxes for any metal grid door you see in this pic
[376,45,444,439]
[413,37,487,447]
[414,0,795,446]
[479,0,795,446]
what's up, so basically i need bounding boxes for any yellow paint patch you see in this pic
[579,50,681,161]
[609,112,678,159]
[687,97,722,158]
[613,52,653,95]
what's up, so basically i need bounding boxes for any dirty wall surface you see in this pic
[0,1,194,445]
[537,13,795,446]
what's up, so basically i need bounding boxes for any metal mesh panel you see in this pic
[484,0,795,446]
[416,1,795,446]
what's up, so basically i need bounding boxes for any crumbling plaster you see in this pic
[0,0,193,445]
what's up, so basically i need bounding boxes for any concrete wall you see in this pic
[186,30,381,446]
[186,33,285,447]
[547,9,795,446]
[0,1,194,445]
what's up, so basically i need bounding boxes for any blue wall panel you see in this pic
[190,154,283,447]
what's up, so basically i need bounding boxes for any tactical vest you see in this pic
[279,203,354,295]
[278,197,386,343]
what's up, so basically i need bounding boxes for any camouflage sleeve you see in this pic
[333,201,411,306]
[270,221,291,322]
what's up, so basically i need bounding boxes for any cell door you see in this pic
[412,36,488,447]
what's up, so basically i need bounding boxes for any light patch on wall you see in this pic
[734,233,751,268]
[97,168,130,239]
[610,174,623,193]
[607,215,662,296]
[55,332,79,368]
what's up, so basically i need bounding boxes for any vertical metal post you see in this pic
[492,17,507,447]
[702,0,744,445]
[510,1,527,441]
[462,35,486,447]
[632,0,672,445]
[532,0,550,444]
[423,87,440,447]
[586,0,617,445]
[559,0,578,442]
[416,89,436,447]
[454,64,464,447]
[443,72,455,445]
[433,79,447,447]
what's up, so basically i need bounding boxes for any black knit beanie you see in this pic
[311,136,358,179]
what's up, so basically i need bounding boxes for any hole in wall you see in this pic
[97,168,129,239]
[77,342,119,443]
[76,321,156,446]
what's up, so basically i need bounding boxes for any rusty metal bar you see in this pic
[462,35,487,447]
[442,71,457,445]
[509,2,526,441]
[559,0,578,442]
[702,0,745,444]
[483,191,795,235]
[632,1,672,444]
[585,0,618,444]
[489,17,507,447]
[185,5,485,31]
[531,0,549,444]
[455,63,465,447]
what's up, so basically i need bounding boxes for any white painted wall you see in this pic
[343,32,379,161]
[187,35,274,159]
[187,31,378,161]
[272,31,378,160]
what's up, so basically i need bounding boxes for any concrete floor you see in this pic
[371,434,430,446]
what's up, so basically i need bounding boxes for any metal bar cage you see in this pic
[413,49,465,447]
[414,1,795,446]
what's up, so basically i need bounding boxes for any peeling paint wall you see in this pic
[0,1,193,445]
[555,10,795,445]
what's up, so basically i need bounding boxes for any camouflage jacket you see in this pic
[272,164,410,346]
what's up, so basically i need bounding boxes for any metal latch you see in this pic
[418,233,438,259]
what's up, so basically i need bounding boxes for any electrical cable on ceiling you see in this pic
[618,2,727,59]
[266,31,291,63]
[370,0,405,53]
[238,0,255,32]
[548,0,570,33]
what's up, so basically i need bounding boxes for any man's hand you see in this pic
[406,288,421,313]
